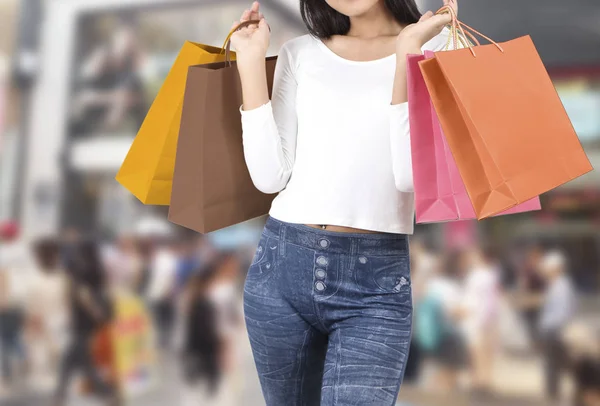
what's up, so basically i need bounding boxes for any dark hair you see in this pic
[300,0,421,39]
[64,240,106,290]
[33,238,61,271]
[191,251,238,289]
[442,249,465,279]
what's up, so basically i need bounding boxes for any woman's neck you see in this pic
[347,3,402,39]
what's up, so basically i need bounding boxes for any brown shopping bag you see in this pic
[419,8,593,219]
[116,39,241,205]
[168,21,277,233]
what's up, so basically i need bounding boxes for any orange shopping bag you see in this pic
[419,8,593,219]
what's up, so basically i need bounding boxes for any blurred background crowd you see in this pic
[0,0,599,405]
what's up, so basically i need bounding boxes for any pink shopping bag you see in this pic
[407,51,541,223]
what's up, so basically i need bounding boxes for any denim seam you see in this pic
[389,290,414,406]
[350,240,358,287]
[296,328,310,406]
[311,289,329,333]
[284,240,325,252]
[279,224,287,258]
[280,221,408,240]
[334,330,342,406]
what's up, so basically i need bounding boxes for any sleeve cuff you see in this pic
[389,102,409,113]
[240,101,272,120]
[389,102,410,131]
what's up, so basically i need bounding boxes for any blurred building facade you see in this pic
[0,0,19,221]
[1,0,599,281]
[3,0,305,240]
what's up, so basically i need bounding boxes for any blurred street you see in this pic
[1,1,600,406]
[3,295,600,406]
[0,345,583,406]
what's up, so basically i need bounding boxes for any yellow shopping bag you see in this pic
[116,40,236,205]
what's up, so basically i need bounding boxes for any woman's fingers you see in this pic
[241,2,261,25]
[431,13,452,28]
[240,9,251,22]
[258,18,270,34]
[418,11,450,32]
[419,10,434,22]
[250,1,260,21]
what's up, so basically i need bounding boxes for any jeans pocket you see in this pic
[245,235,279,291]
[251,234,268,266]
[356,255,411,294]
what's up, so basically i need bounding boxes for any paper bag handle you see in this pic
[220,19,269,66]
[436,6,504,57]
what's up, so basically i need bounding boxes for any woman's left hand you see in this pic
[396,0,458,54]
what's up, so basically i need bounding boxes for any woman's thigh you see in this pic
[244,233,327,406]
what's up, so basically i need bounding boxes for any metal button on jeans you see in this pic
[319,239,330,248]
[315,281,326,291]
[315,269,326,279]
[316,256,328,266]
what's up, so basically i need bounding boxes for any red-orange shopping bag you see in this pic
[419,10,593,219]
[408,52,541,223]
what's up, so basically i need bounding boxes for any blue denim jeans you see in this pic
[244,217,413,406]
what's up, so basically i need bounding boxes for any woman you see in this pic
[181,263,222,401]
[231,0,459,404]
[418,250,468,392]
[461,247,501,395]
[53,240,117,406]
[181,253,242,406]
[26,238,69,390]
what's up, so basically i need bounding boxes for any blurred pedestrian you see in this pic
[25,237,69,390]
[461,246,501,395]
[181,252,242,406]
[206,252,244,375]
[406,239,439,383]
[573,357,600,406]
[145,239,178,351]
[53,240,117,406]
[103,235,143,293]
[416,250,468,392]
[181,262,222,401]
[0,221,31,393]
[174,238,202,296]
[563,323,600,406]
[517,243,546,346]
[538,250,576,401]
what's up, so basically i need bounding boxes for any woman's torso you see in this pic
[269,35,412,233]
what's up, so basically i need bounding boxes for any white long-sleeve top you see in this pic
[540,275,576,333]
[241,29,453,234]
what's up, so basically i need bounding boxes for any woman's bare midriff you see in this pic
[305,224,379,234]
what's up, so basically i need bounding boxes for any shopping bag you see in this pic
[419,11,593,219]
[116,40,238,205]
[168,21,277,233]
[407,52,541,223]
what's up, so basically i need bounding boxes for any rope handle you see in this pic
[435,6,504,57]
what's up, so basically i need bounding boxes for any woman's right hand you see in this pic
[230,1,270,61]
[396,0,457,54]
